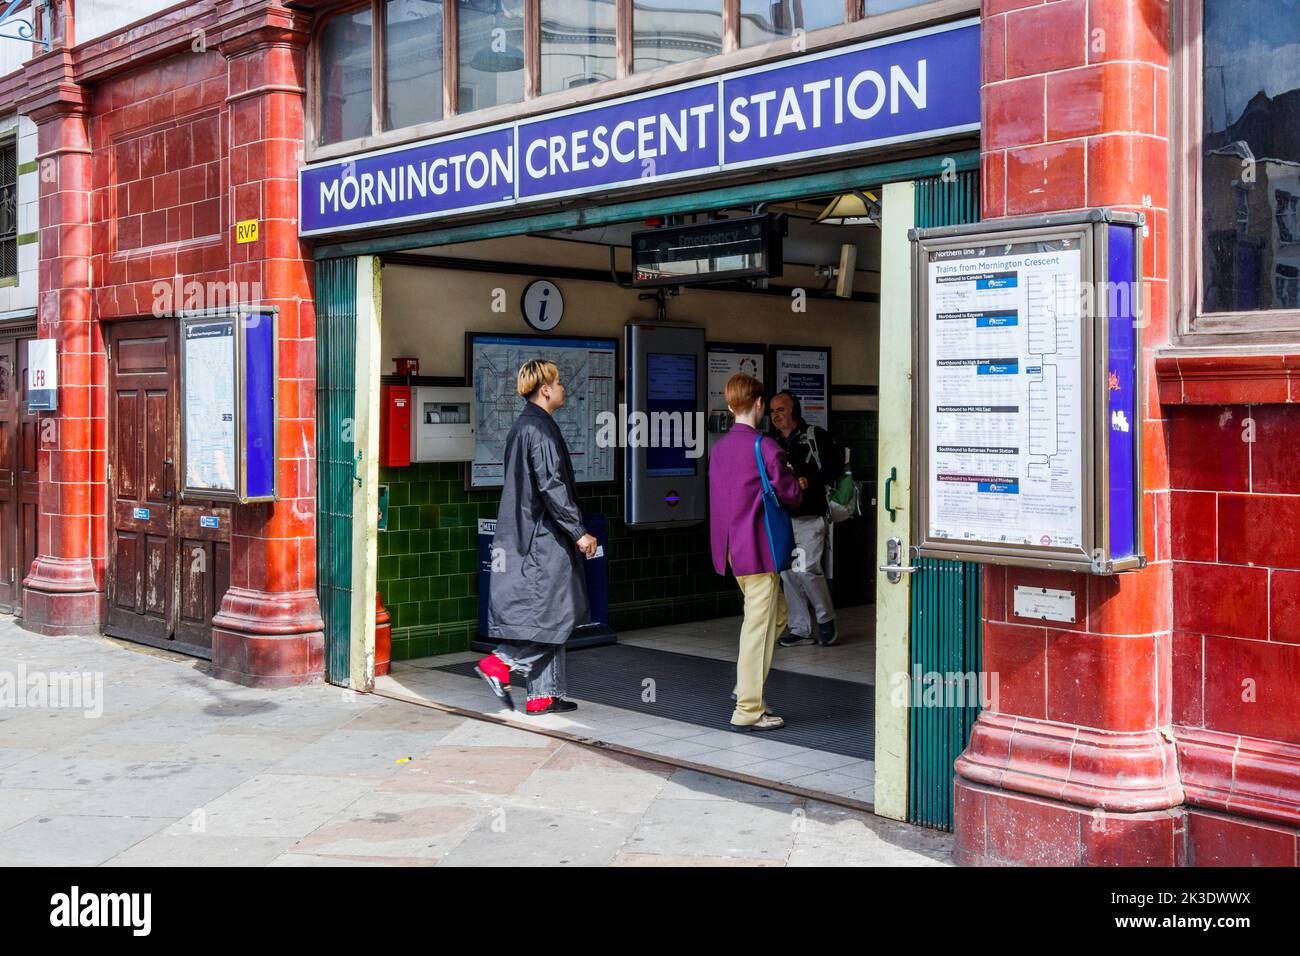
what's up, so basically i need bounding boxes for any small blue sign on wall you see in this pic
[241,310,278,502]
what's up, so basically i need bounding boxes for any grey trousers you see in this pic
[780,515,836,637]
[492,640,566,700]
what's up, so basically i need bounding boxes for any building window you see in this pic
[632,0,723,75]
[540,0,618,94]
[1190,0,1300,328]
[458,0,526,112]
[312,0,956,149]
[318,6,374,145]
[0,140,15,281]
[739,0,844,47]
[385,0,445,130]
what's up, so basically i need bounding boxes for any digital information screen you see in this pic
[632,215,776,287]
[646,352,698,478]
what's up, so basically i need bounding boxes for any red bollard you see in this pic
[375,592,392,677]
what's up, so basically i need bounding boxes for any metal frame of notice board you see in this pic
[910,209,1145,574]
[179,307,279,504]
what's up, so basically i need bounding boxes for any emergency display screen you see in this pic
[631,215,780,287]
[646,352,698,477]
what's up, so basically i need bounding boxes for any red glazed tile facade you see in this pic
[15,0,322,684]
[963,0,1300,866]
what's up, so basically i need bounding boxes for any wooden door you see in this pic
[0,334,36,614]
[106,319,231,657]
[107,320,178,644]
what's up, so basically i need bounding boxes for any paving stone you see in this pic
[437,807,640,867]
[377,745,556,796]
[162,773,375,838]
[105,833,296,867]
[289,790,480,860]
[626,798,800,861]
[658,768,803,804]
[0,814,174,866]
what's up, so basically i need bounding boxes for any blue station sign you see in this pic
[300,18,979,236]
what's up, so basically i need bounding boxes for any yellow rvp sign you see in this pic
[236,220,259,244]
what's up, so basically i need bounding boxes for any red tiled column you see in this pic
[956,0,1180,865]
[21,78,107,636]
[208,11,323,687]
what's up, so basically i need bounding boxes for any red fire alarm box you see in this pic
[380,384,411,467]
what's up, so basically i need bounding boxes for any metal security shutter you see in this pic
[316,257,357,685]
[908,170,983,831]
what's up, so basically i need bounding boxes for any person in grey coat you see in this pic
[477,359,598,716]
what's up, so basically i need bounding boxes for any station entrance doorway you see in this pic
[315,158,982,828]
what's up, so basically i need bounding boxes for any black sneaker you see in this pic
[818,620,838,646]
[778,631,815,647]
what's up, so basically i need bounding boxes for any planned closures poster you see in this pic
[926,240,1084,548]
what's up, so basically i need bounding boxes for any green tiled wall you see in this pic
[377,409,879,660]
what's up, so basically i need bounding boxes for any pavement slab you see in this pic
[0,619,953,867]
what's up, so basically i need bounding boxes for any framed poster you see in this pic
[180,308,278,503]
[706,341,765,441]
[466,332,618,490]
[770,345,832,430]
[911,209,1144,573]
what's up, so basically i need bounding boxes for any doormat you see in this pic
[433,643,874,760]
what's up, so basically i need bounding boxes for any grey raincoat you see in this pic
[487,401,590,645]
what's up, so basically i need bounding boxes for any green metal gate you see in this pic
[908,171,983,831]
[315,257,358,685]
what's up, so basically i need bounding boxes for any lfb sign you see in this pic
[28,339,57,412]
[299,19,979,236]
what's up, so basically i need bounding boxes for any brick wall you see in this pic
[90,53,229,319]
[956,0,1183,866]
[1169,402,1300,745]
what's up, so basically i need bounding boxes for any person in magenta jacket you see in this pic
[709,373,803,732]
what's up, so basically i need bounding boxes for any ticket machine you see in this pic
[625,322,707,528]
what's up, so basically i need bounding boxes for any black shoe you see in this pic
[473,664,515,711]
[525,697,578,716]
[778,631,815,647]
[818,620,838,646]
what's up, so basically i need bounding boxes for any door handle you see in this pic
[883,466,903,522]
[163,458,173,499]
[879,537,918,584]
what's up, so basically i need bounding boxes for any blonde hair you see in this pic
[725,372,764,414]
[517,359,559,399]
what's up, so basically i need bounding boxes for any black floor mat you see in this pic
[433,643,874,760]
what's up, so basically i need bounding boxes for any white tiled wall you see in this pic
[0,114,38,318]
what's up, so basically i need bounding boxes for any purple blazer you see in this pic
[709,422,803,577]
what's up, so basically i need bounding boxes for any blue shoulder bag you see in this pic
[754,436,795,573]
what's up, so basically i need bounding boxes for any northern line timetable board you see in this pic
[926,238,1085,549]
